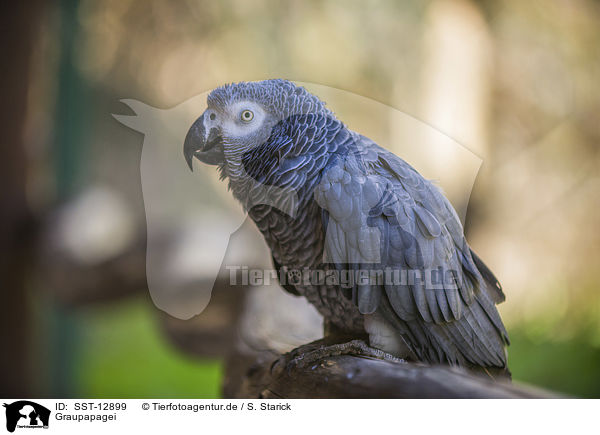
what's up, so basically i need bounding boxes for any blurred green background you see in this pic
[1,0,599,398]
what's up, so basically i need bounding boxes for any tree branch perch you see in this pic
[225,339,560,399]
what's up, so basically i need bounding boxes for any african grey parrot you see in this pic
[184,79,509,375]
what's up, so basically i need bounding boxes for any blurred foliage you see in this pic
[73,297,222,398]
[509,329,600,398]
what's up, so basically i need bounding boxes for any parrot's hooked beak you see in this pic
[183,112,224,170]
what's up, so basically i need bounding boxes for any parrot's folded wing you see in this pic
[315,132,509,367]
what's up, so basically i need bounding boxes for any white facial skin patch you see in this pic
[219,100,267,139]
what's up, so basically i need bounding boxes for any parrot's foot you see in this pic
[278,339,405,372]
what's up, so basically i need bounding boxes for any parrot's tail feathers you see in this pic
[379,289,509,371]
[470,248,506,304]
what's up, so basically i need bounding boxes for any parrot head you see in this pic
[183,79,332,177]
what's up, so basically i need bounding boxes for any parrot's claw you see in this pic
[274,339,405,374]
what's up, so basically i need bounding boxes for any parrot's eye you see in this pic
[240,110,254,122]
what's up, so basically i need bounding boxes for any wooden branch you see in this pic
[225,339,560,399]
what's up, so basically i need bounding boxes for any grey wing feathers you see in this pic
[316,133,509,368]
